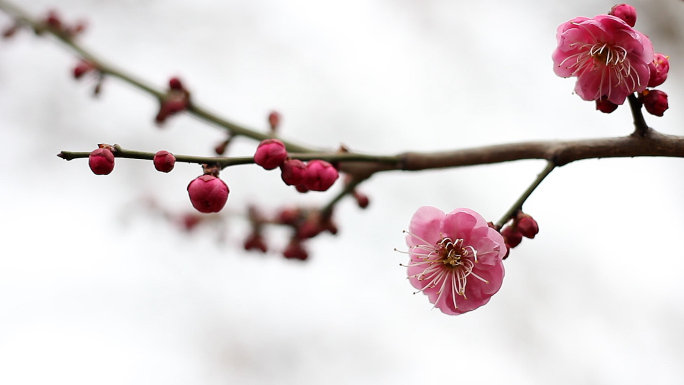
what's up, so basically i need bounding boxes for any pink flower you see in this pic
[553,14,654,105]
[404,207,506,315]
[187,175,229,213]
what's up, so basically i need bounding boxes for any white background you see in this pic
[1,0,684,384]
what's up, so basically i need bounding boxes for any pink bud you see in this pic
[283,239,308,261]
[187,175,229,213]
[295,184,309,193]
[268,111,281,131]
[353,191,370,208]
[648,53,669,88]
[501,226,523,248]
[643,89,669,117]
[277,208,301,225]
[153,150,176,173]
[88,148,115,175]
[73,59,95,79]
[254,139,288,170]
[304,160,339,191]
[280,159,307,185]
[169,77,183,90]
[244,233,268,253]
[596,98,619,114]
[609,4,637,27]
[516,215,539,239]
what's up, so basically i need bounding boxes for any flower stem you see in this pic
[628,93,649,136]
[494,161,556,229]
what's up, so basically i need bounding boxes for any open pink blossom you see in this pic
[404,207,506,315]
[553,13,654,105]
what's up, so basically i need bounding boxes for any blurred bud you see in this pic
[244,232,268,253]
[73,59,95,79]
[353,191,369,209]
[268,111,281,132]
[283,239,308,261]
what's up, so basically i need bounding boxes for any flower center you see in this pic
[588,43,627,66]
[437,237,470,267]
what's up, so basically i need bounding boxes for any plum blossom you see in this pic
[553,13,654,105]
[404,207,506,315]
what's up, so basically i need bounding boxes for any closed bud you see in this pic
[304,160,339,191]
[596,97,619,114]
[501,226,523,248]
[268,111,281,131]
[244,233,268,253]
[643,89,669,117]
[283,239,308,261]
[153,150,176,173]
[254,139,288,170]
[88,148,115,175]
[609,4,637,27]
[187,175,229,213]
[280,159,307,185]
[516,214,539,239]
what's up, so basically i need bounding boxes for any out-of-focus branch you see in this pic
[0,0,315,153]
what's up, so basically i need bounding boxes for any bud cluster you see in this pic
[156,77,191,125]
[500,211,539,256]
[253,138,340,193]
[40,10,86,39]
[239,204,340,261]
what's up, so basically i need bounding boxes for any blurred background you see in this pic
[1,0,684,384]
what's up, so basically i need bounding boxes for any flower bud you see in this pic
[88,148,115,175]
[268,111,281,131]
[153,150,176,173]
[609,4,637,27]
[280,159,307,185]
[254,139,288,170]
[277,208,301,225]
[283,239,308,261]
[73,59,95,79]
[648,53,669,88]
[353,191,369,208]
[187,175,229,213]
[244,233,268,253]
[169,77,184,90]
[516,215,539,239]
[643,89,669,117]
[596,97,618,114]
[501,226,523,248]
[304,160,338,191]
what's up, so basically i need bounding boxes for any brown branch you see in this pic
[336,129,684,178]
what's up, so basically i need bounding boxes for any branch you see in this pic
[0,0,315,153]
